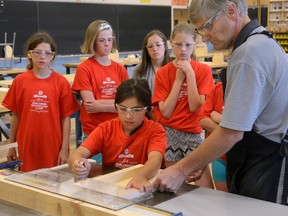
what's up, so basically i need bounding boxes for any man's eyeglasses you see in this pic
[172,42,196,49]
[97,36,114,43]
[146,41,164,49]
[29,50,55,58]
[116,104,147,116]
[195,10,222,36]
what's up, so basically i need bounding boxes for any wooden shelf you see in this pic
[172,7,189,27]
[271,32,288,52]
[267,1,288,51]
[268,0,288,25]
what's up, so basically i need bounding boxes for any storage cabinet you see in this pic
[272,32,288,52]
[267,1,288,52]
[247,0,269,6]
[173,6,189,27]
[268,0,288,25]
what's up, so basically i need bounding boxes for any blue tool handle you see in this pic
[0,160,23,170]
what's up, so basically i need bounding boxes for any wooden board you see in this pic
[0,68,26,75]
[95,164,158,187]
[0,74,74,88]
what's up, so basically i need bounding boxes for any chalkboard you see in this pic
[38,2,118,55]
[118,5,171,52]
[0,0,38,57]
[0,1,171,56]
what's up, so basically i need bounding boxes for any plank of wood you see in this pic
[95,164,158,186]
[0,68,26,75]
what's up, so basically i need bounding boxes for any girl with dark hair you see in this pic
[68,78,167,193]
[133,30,171,95]
[2,31,79,172]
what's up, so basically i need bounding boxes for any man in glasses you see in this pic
[153,0,288,205]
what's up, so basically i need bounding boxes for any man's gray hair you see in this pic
[189,0,248,24]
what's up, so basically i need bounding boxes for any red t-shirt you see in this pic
[152,60,213,133]
[199,82,224,122]
[2,70,80,171]
[199,82,226,161]
[81,117,167,168]
[72,57,128,134]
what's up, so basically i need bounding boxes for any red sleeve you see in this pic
[152,63,174,105]
[199,84,216,120]
[2,75,23,113]
[118,62,129,81]
[81,124,104,156]
[147,122,167,155]
[199,82,224,120]
[2,85,16,112]
[193,61,214,96]
[146,121,167,168]
[71,61,93,92]
[59,76,80,117]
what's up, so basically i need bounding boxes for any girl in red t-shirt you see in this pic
[72,20,129,163]
[68,78,167,193]
[2,32,79,172]
[152,22,214,188]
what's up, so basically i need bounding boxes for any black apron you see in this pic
[224,20,288,205]
[226,131,287,204]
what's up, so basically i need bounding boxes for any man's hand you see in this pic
[152,164,186,192]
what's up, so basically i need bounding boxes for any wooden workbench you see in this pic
[0,164,287,216]
[0,74,75,88]
[201,61,228,69]
[0,68,26,78]
[62,57,141,74]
